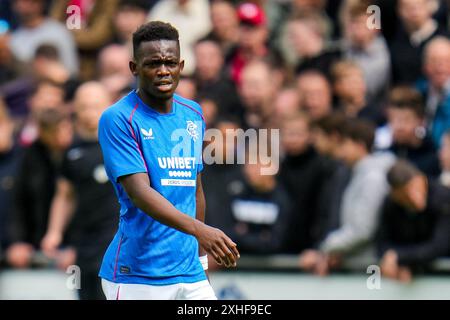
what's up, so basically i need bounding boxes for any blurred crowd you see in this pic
[1,0,450,299]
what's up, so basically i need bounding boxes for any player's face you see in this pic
[131,40,184,100]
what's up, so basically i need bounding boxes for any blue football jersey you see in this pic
[98,90,206,285]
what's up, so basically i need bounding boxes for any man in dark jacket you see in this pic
[378,159,450,282]
[278,112,328,252]
[386,86,440,177]
[6,108,73,268]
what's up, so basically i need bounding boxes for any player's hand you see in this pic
[194,222,240,268]
[41,231,63,258]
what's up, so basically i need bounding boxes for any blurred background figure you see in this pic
[228,2,272,85]
[279,112,328,252]
[417,36,450,147]
[10,0,79,76]
[389,0,446,85]
[148,0,212,75]
[41,82,118,300]
[0,98,22,258]
[194,38,242,119]
[238,59,278,129]
[384,86,440,177]
[331,60,385,125]
[439,129,450,187]
[50,0,119,80]
[378,159,450,282]
[282,10,339,77]
[223,148,293,255]
[204,0,239,59]
[296,70,333,121]
[340,0,391,109]
[112,0,150,48]
[300,119,395,275]
[97,44,134,101]
[6,108,73,269]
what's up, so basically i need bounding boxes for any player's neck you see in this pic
[137,89,173,114]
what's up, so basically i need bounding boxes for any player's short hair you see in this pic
[388,86,425,118]
[132,21,179,59]
[387,159,421,189]
[340,118,375,151]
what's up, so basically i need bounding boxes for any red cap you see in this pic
[237,3,266,27]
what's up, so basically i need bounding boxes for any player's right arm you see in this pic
[119,173,239,267]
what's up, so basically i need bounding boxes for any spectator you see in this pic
[226,149,293,254]
[378,159,450,282]
[149,0,212,75]
[97,44,134,101]
[309,112,352,252]
[0,99,22,254]
[204,0,239,59]
[301,119,395,275]
[18,79,66,147]
[0,30,25,86]
[198,97,219,129]
[175,75,197,100]
[417,36,450,147]
[41,82,119,300]
[1,43,73,120]
[390,0,447,85]
[6,108,73,269]
[229,2,271,85]
[202,116,244,269]
[282,11,340,77]
[341,0,391,109]
[331,60,385,125]
[10,0,79,76]
[239,59,277,129]
[279,112,328,252]
[273,86,301,124]
[112,0,150,47]
[193,39,242,118]
[386,86,440,177]
[296,70,333,121]
[50,0,120,80]
[439,130,450,187]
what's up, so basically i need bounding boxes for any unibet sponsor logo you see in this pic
[157,157,196,170]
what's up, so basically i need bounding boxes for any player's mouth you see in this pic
[154,80,173,92]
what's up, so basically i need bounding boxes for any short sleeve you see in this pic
[98,109,148,182]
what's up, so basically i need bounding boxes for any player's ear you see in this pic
[179,60,185,73]
[129,60,138,76]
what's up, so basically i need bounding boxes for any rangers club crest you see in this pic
[186,121,199,141]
